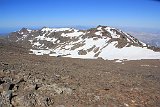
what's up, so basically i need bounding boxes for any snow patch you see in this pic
[115,60,123,63]
[41,27,72,32]
[105,27,120,38]
[33,42,41,46]
[99,43,160,60]
[95,31,102,36]
[61,31,84,38]
[29,49,50,55]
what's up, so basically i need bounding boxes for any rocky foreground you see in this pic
[0,40,160,107]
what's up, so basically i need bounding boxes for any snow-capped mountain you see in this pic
[8,25,160,60]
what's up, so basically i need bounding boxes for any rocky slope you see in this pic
[8,25,160,60]
[0,39,160,107]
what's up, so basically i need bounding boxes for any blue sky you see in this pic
[0,0,160,33]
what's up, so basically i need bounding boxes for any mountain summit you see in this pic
[8,25,160,60]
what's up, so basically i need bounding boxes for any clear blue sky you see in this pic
[0,0,160,33]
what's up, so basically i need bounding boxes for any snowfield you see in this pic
[29,44,160,60]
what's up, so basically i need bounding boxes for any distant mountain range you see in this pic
[7,25,160,60]
[125,31,160,47]
[1,26,160,48]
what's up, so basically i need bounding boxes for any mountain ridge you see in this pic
[7,25,160,60]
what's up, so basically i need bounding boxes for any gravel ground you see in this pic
[0,42,160,107]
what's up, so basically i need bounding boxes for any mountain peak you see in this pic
[19,28,32,33]
[41,26,48,30]
[97,25,103,28]
[97,25,110,28]
[8,26,160,60]
[20,27,28,31]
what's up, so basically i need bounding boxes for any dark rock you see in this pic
[8,84,15,90]
[35,84,42,90]
[0,79,5,85]
[44,97,54,106]
[16,78,26,84]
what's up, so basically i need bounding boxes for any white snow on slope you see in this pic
[29,38,160,60]
[61,31,85,38]
[30,49,50,55]
[29,45,160,60]
[99,43,160,60]
[35,35,57,42]
[95,31,102,36]
[41,27,72,32]
[33,42,41,46]
[20,27,160,60]
[105,27,120,38]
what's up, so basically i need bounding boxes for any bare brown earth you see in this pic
[0,41,160,107]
